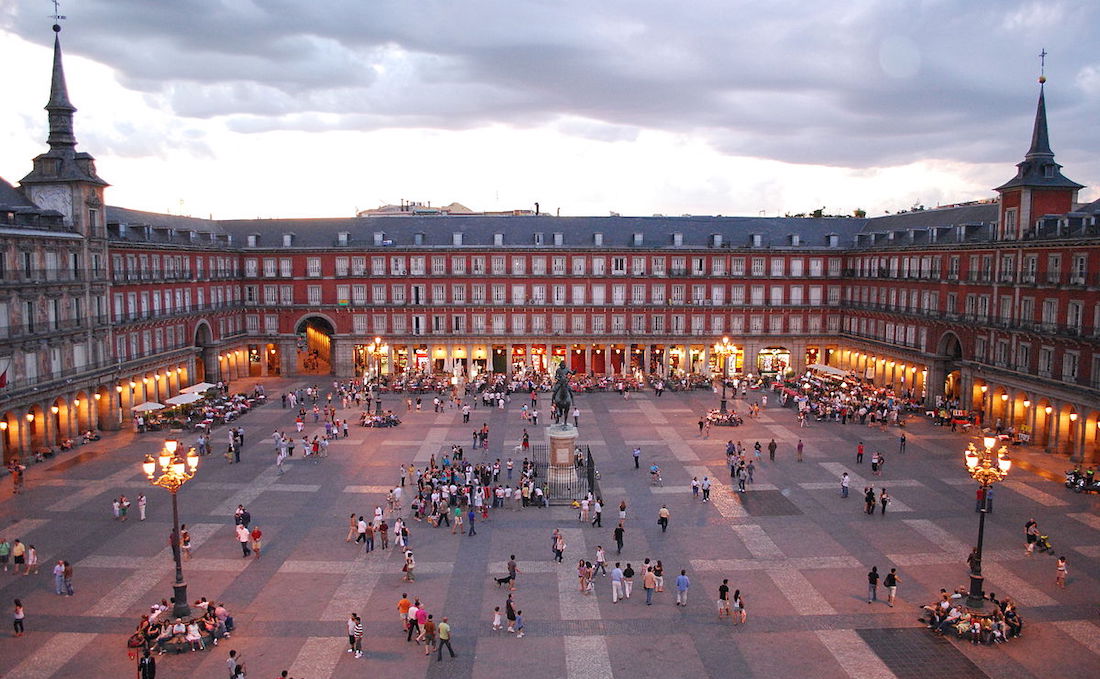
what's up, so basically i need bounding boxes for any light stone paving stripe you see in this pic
[820,462,866,487]
[635,400,668,425]
[1073,545,1100,558]
[5,632,98,679]
[886,548,1024,567]
[815,629,898,679]
[195,481,319,492]
[982,563,1057,606]
[558,527,600,620]
[90,523,222,617]
[279,559,454,576]
[903,519,969,556]
[412,428,449,464]
[729,524,785,559]
[768,568,837,615]
[288,636,346,679]
[564,635,614,679]
[211,466,281,516]
[1054,620,1100,655]
[47,468,141,512]
[0,518,49,540]
[693,556,862,571]
[343,485,394,494]
[598,486,626,498]
[684,465,747,518]
[650,486,690,494]
[328,438,364,445]
[940,477,974,485]
[322,569,381,621]
[382,441,426,446]
[1068,512,1100,532]
[489,560,557,574]
[799,482,913,511]
[622,440,665,446]
[1000,480,1069,507]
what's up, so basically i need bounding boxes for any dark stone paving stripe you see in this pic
[856,628,989,679]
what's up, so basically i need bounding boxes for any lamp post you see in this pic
[963,436,1011,612]
[712,337,736,413]
[143,440,199,619]
[366,337,387,415]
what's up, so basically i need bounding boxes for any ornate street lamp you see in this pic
[963,436,1011,611]
[366,337,388,415]
[143,439,199,619]
[712,337,736,413]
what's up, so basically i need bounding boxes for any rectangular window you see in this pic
[770,258,785,277]
[451,256,466,275]
[531,257,546,275]
[730,286,744,305]
[789,259,804,277]
[651,257,666,276]
[491,256,506,275]
[307,257,321,277]
[452,284,466,304]
[571,284,586,304]
[511,256,526,275]
[353,285,367,305]
[731,257,745,276]
[632,256,645,275]
[372,284,386,304]
[612,257,627,274]
[711,257,726,276]
[511,284,526,304]
[308,285,322,305]
[431,256,446,275]
[392,285,407,304]
[572,257,586,275]
[552,257,566,275]
[591,284,606,305]
[592,258,606,275]
[651,284,666,305]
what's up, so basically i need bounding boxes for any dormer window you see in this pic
[1043,165,1055,178]
[594,233,604,246]
[534,233,544,246]
[247,234,258,248]
[494,233,504,246]
[751,234,763,248]
[633,233,643,247]
[553,233,563,246]
[414,232,425,246]
[282,233,294,247]
[452,232,463,246]
[672,232,683,246]
[337,232,349,246]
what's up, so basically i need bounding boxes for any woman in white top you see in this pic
[185,621,203,650]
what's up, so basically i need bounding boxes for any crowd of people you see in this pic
[127,597,236,657]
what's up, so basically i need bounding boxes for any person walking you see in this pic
[610,563,624,603]
[250,526,263,558]
[402,550,416,582]
[1056,556,1068,588]
[864,487,876,515]
[505,593,517,632]
[643,566,657,605]
[867,566,879,604]
[768,439,777,462]
[883,568,899,607]
[62,560,73,595]
[138,649,156,679]
[613,521,625,554]
[553,532,566,563]
[796,440,804,462]
[840,472,850,498]
[235,524,251,557]
[675,570,690,606]
[467,509,477,537]
[506,555,520,591]
[856,442,864,464]
[622,563,635,599]
[657,505,670,533]
[1025,518,1039,555]
[717,579,731,618]
[53,560,65,595]
[879,489,890,515]
[701,477,711,503]
[138,494,147,521]
[732,589,746,624]
[13,598,25,637]
[349,613,364,658]
[618,500,627,523]
[436,617,456,661]
[632,447,641,469]
[514,609,525,638]
[421,614,436,656]
[899,434,907,454]
[347,514,360,543]
[591,498,603,527]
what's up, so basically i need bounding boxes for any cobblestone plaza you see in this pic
[1,382,1097,679]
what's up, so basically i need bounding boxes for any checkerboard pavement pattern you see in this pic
[0,378,1097,678]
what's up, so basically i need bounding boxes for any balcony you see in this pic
[1,268,101,286]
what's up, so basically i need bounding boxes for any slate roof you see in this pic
[0,177,33,210]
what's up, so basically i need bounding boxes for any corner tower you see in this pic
[994,75,1083,240]
[19,23,108,236]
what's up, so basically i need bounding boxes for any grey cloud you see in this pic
[4,0,1098,180]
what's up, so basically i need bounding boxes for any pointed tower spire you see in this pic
[46,23,78,150]
[1025,83,1053,160]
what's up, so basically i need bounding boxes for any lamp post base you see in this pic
[964,573,986,613]
[172,580,191,619]
[720,399,728,414]
[375,401,382,416]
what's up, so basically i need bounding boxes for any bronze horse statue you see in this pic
[551,363,575,426]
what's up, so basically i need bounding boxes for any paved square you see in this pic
[1,379,1098,678]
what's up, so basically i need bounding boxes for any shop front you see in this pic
[757,346,791,376]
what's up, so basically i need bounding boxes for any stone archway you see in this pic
[194,321,216,382]
[295,315,336,375]
[0,412,17,464]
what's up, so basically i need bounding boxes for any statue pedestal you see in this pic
[548,424,578,466]
[547,424,580,499]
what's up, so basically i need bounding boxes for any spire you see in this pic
[1025,83,1053,160]
[45,23,78,150]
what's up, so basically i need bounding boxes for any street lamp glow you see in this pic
[144,438,199,619]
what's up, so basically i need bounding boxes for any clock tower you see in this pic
[20,23,108,237]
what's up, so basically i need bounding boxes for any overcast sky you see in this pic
[1,0,1097,219]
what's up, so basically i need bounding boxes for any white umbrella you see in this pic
[132,401,166,412]
[181,382,216,394]
[165,393,203,406]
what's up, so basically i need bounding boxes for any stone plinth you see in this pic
[548,424,578,467]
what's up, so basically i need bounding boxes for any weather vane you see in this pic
[1038,48,1047,83]
[50,0,66,28]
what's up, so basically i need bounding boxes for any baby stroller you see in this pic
[1035,534,1054,554]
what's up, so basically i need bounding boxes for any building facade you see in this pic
[1,29,1098,463]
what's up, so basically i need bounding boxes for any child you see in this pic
[1056,556,1068,588]
[492,606,502,631]
[514,610,525,638]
